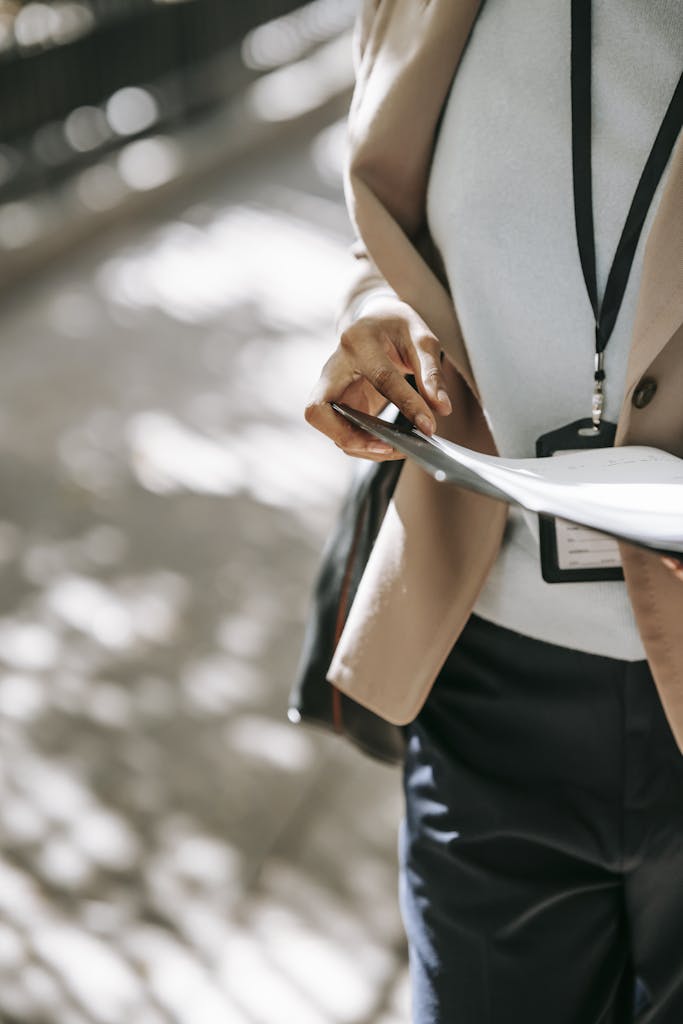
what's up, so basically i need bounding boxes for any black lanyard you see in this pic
[570,0,683,428]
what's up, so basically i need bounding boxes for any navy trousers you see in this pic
[398,613,683,1024]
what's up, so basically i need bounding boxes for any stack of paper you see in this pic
[332,403,683,558]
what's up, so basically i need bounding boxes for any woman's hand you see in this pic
[304,296,452,461]
[661,556,683,582]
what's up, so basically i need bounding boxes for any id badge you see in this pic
[535,418,624,583]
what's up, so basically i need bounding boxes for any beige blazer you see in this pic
[326,0,683,752]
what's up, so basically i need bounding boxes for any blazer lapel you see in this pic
[623,134,683,400]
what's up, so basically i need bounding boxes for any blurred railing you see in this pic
[0,0,357,202]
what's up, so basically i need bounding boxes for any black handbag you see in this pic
[288,411,410,765]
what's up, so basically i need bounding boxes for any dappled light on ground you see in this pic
[96,199,351,326]
[0,114,409,1022]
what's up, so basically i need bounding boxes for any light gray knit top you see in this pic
[426,0,682,660]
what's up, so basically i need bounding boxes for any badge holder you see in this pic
[535,418,624,583]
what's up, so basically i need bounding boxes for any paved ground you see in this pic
[0,105,410,1022]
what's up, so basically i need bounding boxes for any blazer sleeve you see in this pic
[334,0,401,337]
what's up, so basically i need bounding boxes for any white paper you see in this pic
[426,437,683,551]
[331,403,683,556]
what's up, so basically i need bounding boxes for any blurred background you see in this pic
[0,2,410,1022]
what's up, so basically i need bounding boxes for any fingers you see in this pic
[661,556,683,581]
[340,323,442,433]
[362,358,437,436]
[370,299,451,415]
[305,352,399,460]
[305,302,452,461]
[404,332,452,416]
[306,395,402,461]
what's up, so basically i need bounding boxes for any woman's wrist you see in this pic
[352,288,405,321]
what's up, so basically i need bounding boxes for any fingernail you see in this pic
[437,389,452,412]
[369,443,393,454]
[416,413,434,435]
[662,557,680,570]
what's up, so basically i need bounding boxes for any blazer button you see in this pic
[632,377,657,409]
